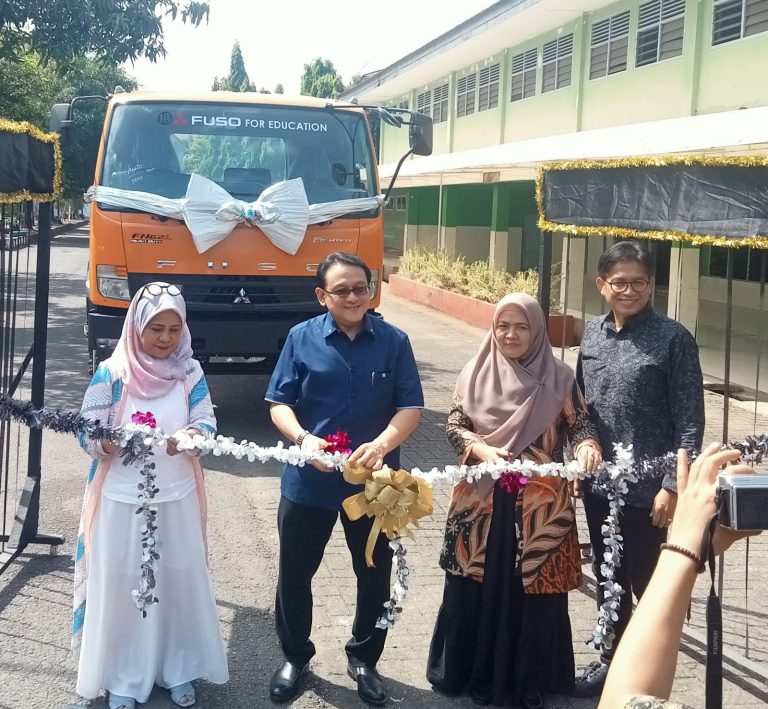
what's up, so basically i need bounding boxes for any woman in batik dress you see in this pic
[427,293,602,709]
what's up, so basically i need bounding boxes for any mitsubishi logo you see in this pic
[234,288,251,304]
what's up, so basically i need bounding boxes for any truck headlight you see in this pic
[96,265,130,301]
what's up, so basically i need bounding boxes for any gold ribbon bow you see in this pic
[342,462,434,567]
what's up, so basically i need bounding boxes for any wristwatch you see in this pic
[296,430,310,446]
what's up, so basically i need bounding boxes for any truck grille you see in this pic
[128,274,321,313]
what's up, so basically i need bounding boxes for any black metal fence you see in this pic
[0,199,62,575]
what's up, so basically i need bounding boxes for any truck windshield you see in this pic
[101,102,376,206]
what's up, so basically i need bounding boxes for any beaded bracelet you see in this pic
[660,542,702,570]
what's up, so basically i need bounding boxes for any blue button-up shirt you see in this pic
[265,312,424,510]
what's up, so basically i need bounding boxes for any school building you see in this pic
[342,0,768,393]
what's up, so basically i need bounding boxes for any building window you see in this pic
[713,0,768,45]
[511,49,537,101]
[478,64,500,111]
[396,195,407,211]
[432,83,449,123]
[416,90,431,118]
[542,34,574,92]
[637,0,686,66]
[590,10,631,78]
[708,246,768,282]
[457,73,477,117]
[398,99,409,109]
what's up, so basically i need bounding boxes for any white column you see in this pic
[507,227,522,273]
[443,227,457,257]
[403,223,413,252]
[489,230,509,269]
[668,244,700,335]
[561,236,587,317]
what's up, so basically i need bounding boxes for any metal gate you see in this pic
[0,121,63,575]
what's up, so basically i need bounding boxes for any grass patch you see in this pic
[398,247,561,312]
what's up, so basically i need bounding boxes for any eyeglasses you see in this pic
[606,279,650,294]
[139,283,183,298]
[323,285,372,299]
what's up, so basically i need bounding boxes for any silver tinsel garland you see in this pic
[1,392,765,645]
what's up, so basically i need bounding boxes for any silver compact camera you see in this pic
[717,473,768,531]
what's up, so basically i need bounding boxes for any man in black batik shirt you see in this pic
[573,241,704,698]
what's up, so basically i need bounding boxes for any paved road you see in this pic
[0,226,765,708]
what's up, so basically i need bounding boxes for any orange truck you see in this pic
[50,91,432,373]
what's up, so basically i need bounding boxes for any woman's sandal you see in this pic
[170,681,196,707]
[108,694,136,709]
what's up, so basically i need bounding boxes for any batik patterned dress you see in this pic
[427,382,598,706]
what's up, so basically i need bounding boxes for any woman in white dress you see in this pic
[73,282,229,709]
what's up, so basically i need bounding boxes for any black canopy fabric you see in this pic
[0,120,61,203]
[537,156,768,249]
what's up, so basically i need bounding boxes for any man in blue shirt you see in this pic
[265,252,423,706]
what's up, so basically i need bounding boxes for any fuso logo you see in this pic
[158,112,188,125]
[191,115,242,127]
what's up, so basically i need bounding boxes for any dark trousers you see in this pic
[275,496,393,669]
[583,491,667,663]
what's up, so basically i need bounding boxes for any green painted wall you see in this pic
[408,186,440,226]
[507,181,537,227]
[581,55,691,128]
[451,52,506,152]
[454,184,494,227]
[383,189,407,251]
[504,20,582,141]
[378,0,768,167]
[696,10,768,113]
[380,91,412,164]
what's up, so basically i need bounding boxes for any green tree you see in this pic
[55,59,138,197]
[274,83,284,94]
[0,52,137,198]
[0,53,57,127]
[216,41,255,92]
[0,1,209,65]
[347,74,364,91]
[300,58,344,99]
[198,41,263,180]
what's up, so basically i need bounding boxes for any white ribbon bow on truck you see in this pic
[85,173,385,255]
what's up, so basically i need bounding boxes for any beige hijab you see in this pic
[455,293,574,459]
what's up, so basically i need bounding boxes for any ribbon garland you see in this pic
[1,392,766,649]
[119,416,164,615]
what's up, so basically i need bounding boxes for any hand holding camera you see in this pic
[670,443,762,560]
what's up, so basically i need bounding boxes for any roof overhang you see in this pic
[341,0,608,105]
[380,106,768,187]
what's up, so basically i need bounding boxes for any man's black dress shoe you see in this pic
[347,664,387,706]
[269,660,307,703]
[572,660,609,698]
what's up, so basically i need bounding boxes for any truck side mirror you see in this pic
[50,104,74,142]
[409,112,433,156]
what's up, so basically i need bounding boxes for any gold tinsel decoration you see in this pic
[0,119,62,204]
[536,154,768,250]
